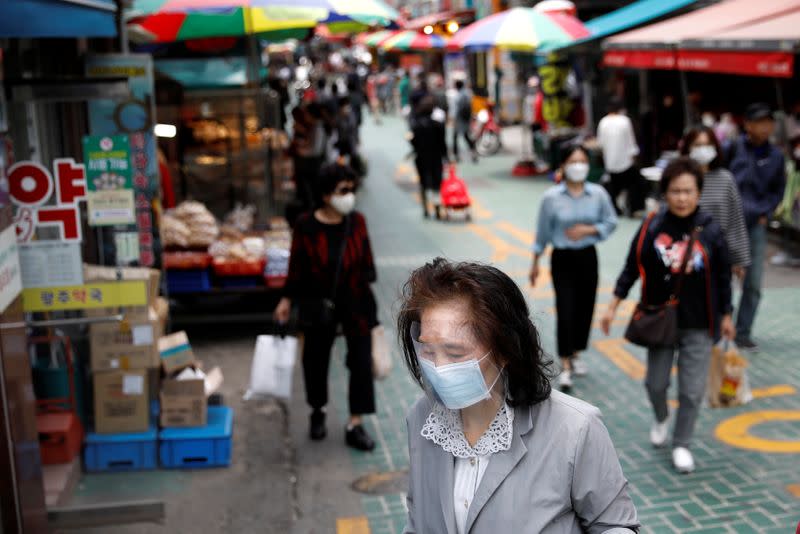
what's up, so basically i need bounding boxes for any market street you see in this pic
[68,116,800,534]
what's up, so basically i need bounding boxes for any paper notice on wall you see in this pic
[114,232,140,265]
[0,225,22,314]
[122,374,144,395]
[19,241,83,288]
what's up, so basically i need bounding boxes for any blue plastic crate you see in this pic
[84,426,158,472]
[166,269,211,294]
[218,276,262,288]
[159,406,233,469]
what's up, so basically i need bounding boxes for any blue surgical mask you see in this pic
[419,351,501,410]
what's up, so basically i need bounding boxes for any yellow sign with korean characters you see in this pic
[23,281,147,312]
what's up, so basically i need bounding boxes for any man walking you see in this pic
[453,79,478,164]
[597,97,642,216]
[729,103,787,350]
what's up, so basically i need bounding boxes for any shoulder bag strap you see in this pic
[330,214,351,302]
[670,225,701,302]
[635,212,656,305]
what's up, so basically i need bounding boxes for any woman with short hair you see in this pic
[601,157,735,474]
[399,258,639,533]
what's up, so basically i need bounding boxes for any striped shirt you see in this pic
[699,168,751,267]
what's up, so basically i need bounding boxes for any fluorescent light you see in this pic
[154,123,177,138]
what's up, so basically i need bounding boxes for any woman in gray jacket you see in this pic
[398,259,639,534]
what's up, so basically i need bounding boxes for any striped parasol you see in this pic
[356,29,396,47]
[379,30,448,52]
[448,7,589,52]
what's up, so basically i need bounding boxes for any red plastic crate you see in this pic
[264,275,288,289]
[212,258,266,277]
[164,251,212,270]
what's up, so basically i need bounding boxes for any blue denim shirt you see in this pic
[533,182,618,255]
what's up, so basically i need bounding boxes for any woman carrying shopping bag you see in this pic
[529,145,618,391]
[274,162,378,451]
[600,157,736,474]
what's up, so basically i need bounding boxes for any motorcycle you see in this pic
[471,102,502,156]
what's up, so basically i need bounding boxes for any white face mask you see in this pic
[330,192,356,215]
[689,145,717,166]
[564,162,589,183]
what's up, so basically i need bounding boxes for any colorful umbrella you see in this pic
[447,7,590,52]
[356,29,396,47]
[127,1,324,42]
[380,30,448,52]
[127,0,399,43]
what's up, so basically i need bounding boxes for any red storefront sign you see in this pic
[676,50,794,78]
[602,50,677,70]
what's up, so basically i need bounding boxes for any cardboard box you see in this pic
[158,331,196,374]
[89,308,161,371]
[84,265,161,320]
[93,369,149,434]
[159,378,207,428]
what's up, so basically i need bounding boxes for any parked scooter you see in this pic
[471,101,502,156]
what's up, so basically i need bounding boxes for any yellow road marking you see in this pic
[494,221,533,247]
[593,338,646,381]
[751,385,797,399]
[787,484,800,498]
[470,197,493,220]
[337,516,371,534]
[466,223,533,263]
[715,411,800,453]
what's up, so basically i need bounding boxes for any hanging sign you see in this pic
[9,159,86,243]
[83,134,135,226]
[22,280,147,312]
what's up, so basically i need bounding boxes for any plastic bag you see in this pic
[706,340,752,408]
[243,334,298,401]
[371,325,392,380]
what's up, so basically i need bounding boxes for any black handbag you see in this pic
[625,214,699,348]
[298,215,350,329]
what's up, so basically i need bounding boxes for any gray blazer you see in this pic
[403,391,640,534]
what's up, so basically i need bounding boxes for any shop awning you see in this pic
[603,0,800,70]
[606,0,800,50]
[543,0,698,51]
[682,8,800,52]
[0,0,117,38]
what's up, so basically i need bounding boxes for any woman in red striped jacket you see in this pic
[274,162,378,451]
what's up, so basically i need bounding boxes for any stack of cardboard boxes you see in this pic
[86,265,166,434]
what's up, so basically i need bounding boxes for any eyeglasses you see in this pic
[334,187,355,195]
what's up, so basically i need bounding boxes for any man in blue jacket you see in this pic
[728,103,787,350]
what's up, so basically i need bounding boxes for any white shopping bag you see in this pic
[372,325,393,380]
[243,334,298,401]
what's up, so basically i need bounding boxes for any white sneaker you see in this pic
[650,418,669,448]
[571,359,588,377]
[672,447,695,474]
[559,370,573,391]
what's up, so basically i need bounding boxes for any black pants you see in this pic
[302,325,375,416]
[605,166,645,215]
[551,246,598,358]
[452,126,476,158]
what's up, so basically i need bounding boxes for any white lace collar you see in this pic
[420,402,515,459]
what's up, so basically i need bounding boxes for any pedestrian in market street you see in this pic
[597,97,644,217]
[452,79,479,164]
[680,126,751,285]
[727,103,787,351]
[601,157,735,474]
[398,258,640,534]
[529,145,617,392]
[289,102,327,216]
[410,95,448,219]
[274,162,378,452]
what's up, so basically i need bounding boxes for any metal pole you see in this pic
[117,0,129,54]
[679,69,691,131]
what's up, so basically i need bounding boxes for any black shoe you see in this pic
[736,337,759,351]
[345,424,375,451]
[310,410,327,441]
